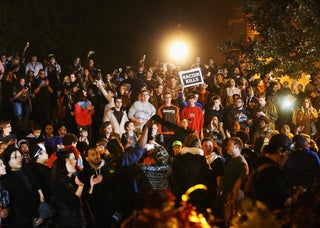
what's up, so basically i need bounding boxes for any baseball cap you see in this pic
[172,140,182,147]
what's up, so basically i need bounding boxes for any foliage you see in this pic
[219,0,320,79]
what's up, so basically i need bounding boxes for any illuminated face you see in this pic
[180,119,189,128]
[229,79,235,86]
[163,94,172,104]
[114,99,122,108]
[38,149,49,163]
[173,146,182,156]
[103,124,113,134]
[213,99,220,109]
[232,122,240,132]
[187,98,196,107]
[202,140,214,156]
[127,122,135,131]
[303,99,310,108]
[20,143,29,154]
[140,92,150,102]
[33,130,41,138]
[0,159,6,175]
[8,151,23,171]
[211,116,219,125]
[86,148,101,167]
[235,99,243,108]
[70,74,76,82]
[66,153,77,174]
[58,126,67,136]
[258,97,266,106]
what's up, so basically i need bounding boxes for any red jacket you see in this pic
[74,100,93,126]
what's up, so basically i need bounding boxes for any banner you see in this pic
[178,67,204,87]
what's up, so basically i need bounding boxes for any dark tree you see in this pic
[219,0,320,78]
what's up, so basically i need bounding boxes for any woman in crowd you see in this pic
[74,90,94,143]
[50,149,86,228]
[292,97,318,136]
[3,146,44,227]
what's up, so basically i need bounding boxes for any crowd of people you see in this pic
[0,44,320,227]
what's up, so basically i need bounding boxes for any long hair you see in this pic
[50,149,74,184]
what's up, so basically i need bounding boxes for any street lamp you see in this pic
[169,41,188,62]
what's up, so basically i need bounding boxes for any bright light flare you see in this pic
[169,41,188,61]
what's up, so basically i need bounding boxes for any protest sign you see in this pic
[178,67,203,88]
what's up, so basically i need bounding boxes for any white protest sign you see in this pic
[178,67,204,88]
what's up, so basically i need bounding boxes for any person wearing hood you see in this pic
[169,133,213,212]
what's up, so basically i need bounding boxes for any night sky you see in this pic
[87,0,243,70]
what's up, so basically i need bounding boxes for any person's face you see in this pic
[202,141,214,156]
[114,99,122,108]
[234,68,240,74]
[303,99,310,108]
[58,126,67,136]
[33,130,41,138]
[163,94,172,104]
[217,75,223,83]
[45,125,54,136]
[31,56,37,62]
[38,149,49,163]
[88,59,94,67]
[232,123,240,132]
[146,71,153,78]
[50,57,56,64]
[156,85,163,94]
[213,99,220,109]
[259,120,266,129]
[20,143,29,154]
[226,140,237,156]
[235,99,243,108]
[39,70,46,79]
[169,78,177,87]
[173,146,182,156]
[0,144,7,154]
[86,148,101,167]
[212,116,219,125]
[103,125,113,134]
[119,85,127,95]
[180,119,189,128]
[127,122,135,131]
[229,79,235,86]
[140,92,149,102]
[195,57,201,64]
[66,153,77,173]
[0,159,6,176]
[74,58,80,65]
[80,130,88,137]
[258,97,266,106]
[209,59,214,65]
[187,98,195,107]
[70,74,76,82]
[2,124,12,134]
[20,78,26,86]
[8,151,23,171]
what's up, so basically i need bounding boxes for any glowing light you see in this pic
[169,41,188,61]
